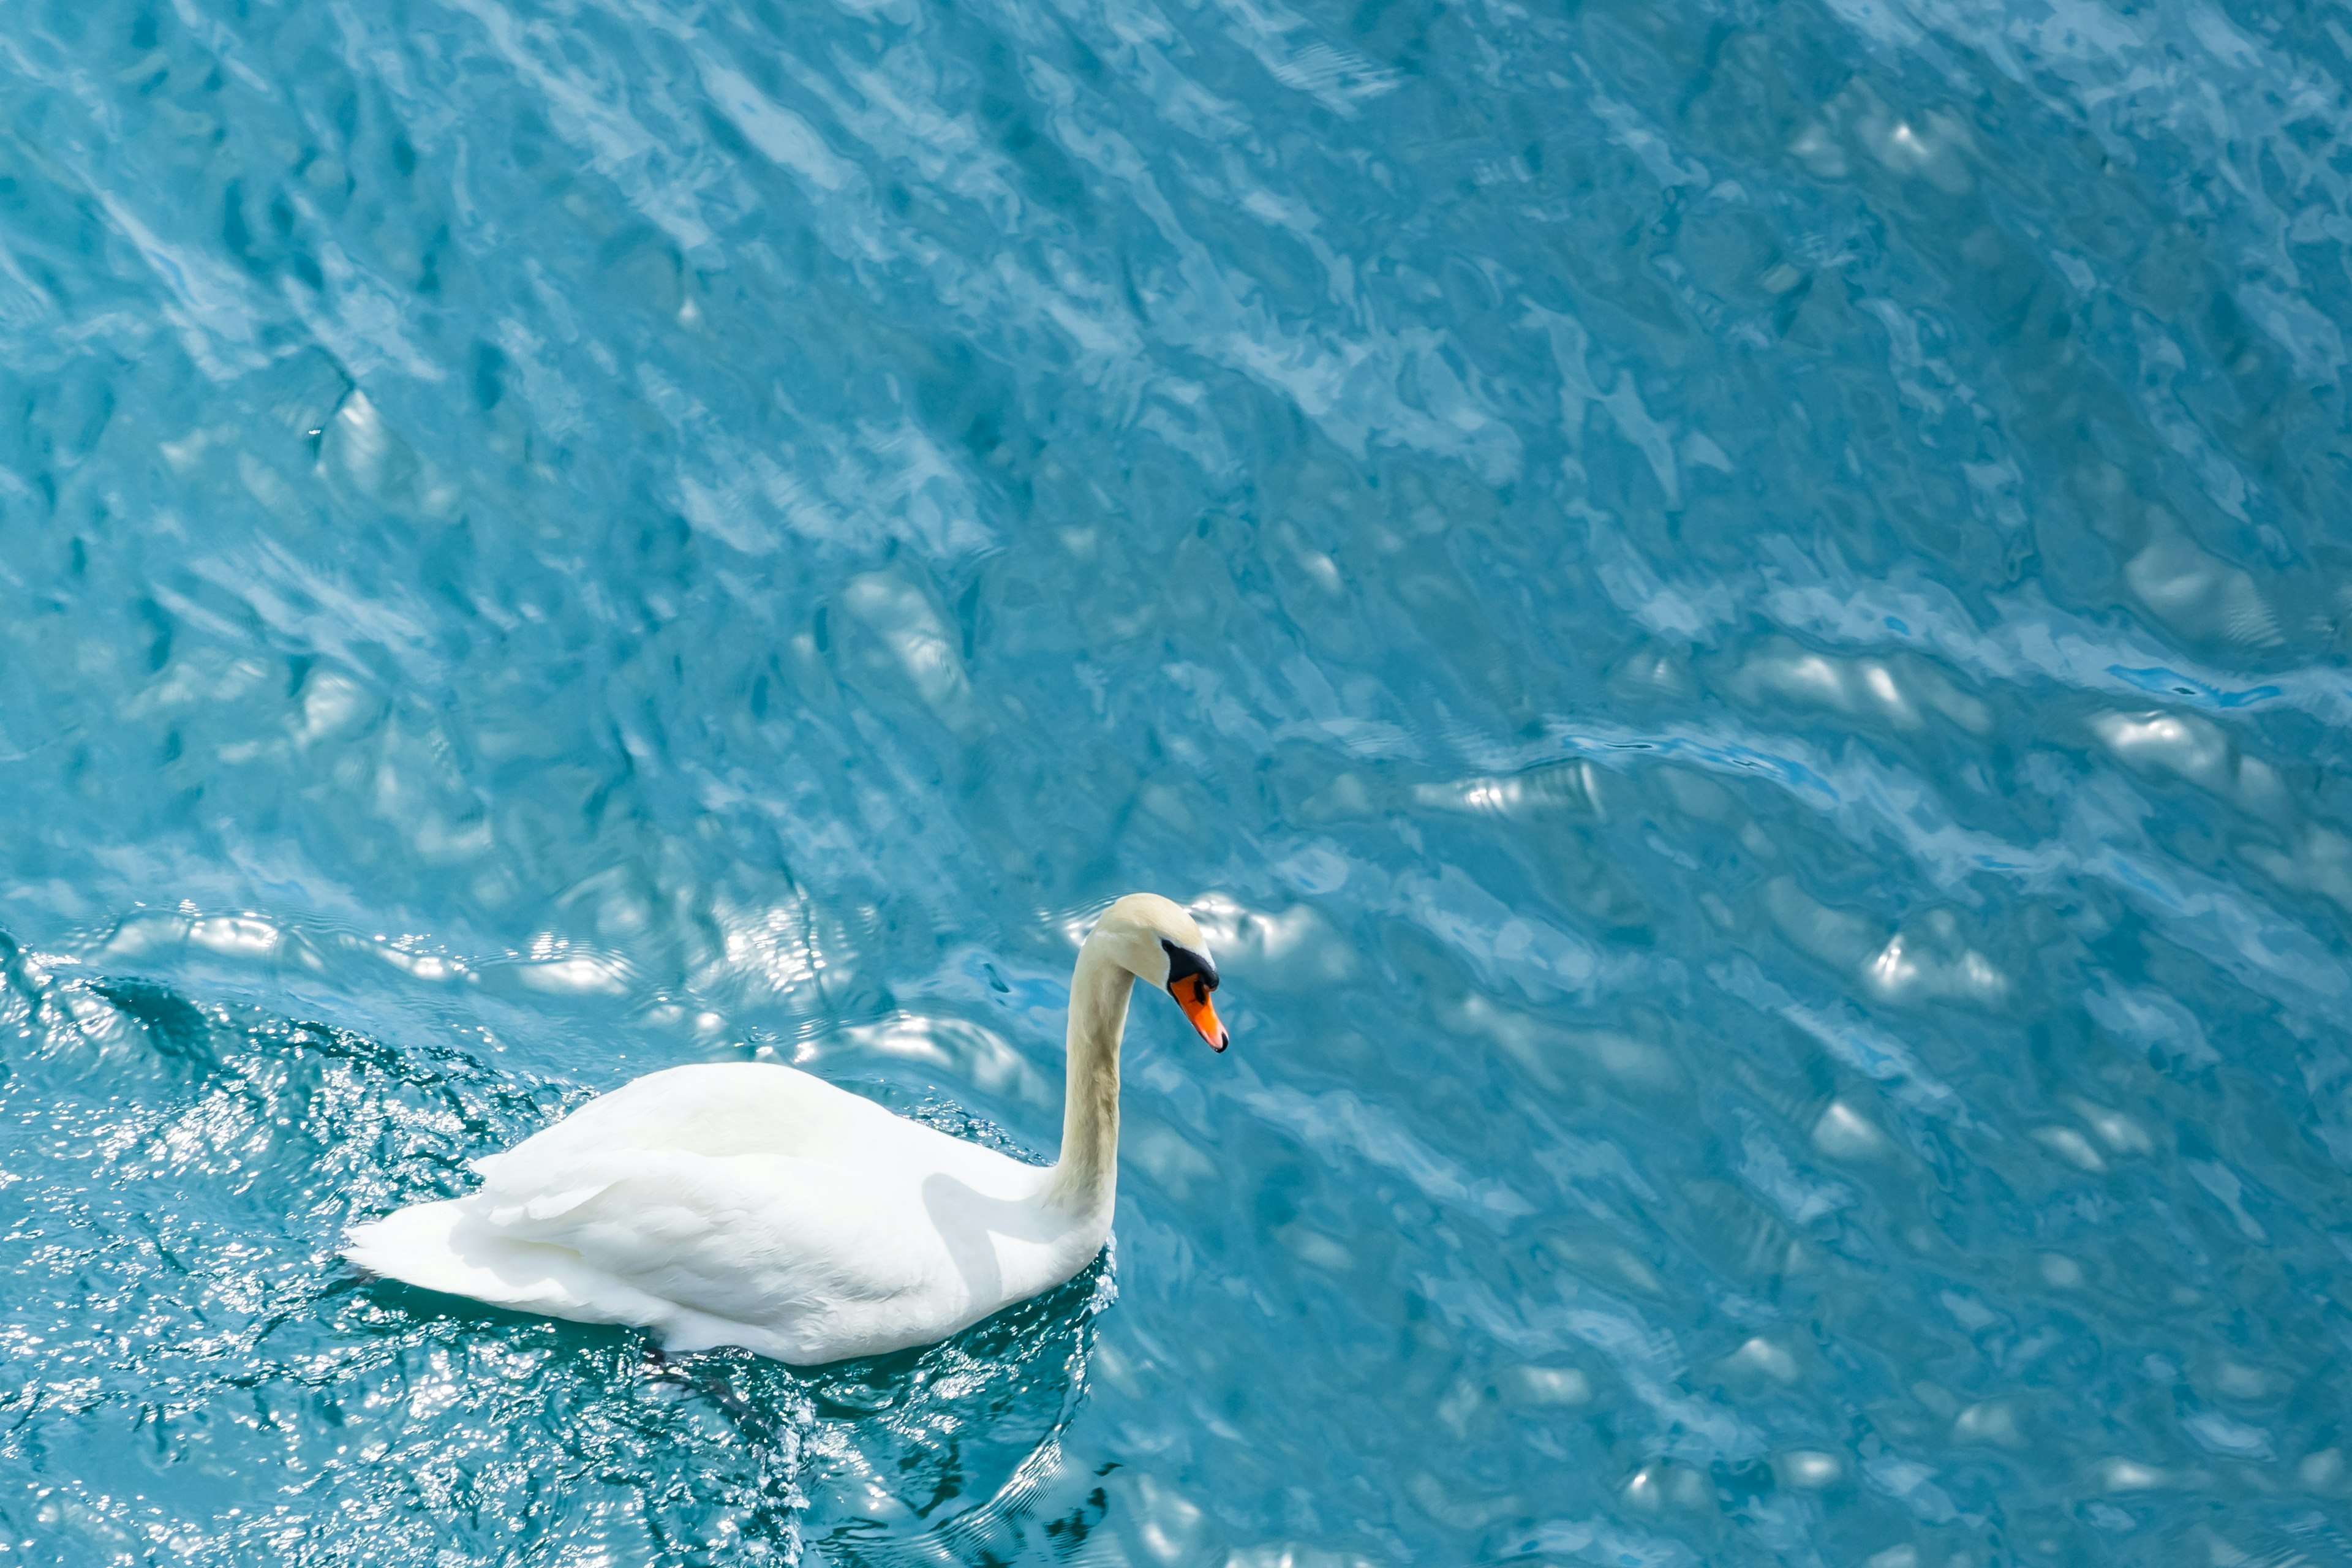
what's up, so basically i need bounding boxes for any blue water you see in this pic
[3,0,2351,1561]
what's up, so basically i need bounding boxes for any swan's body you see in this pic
[344,894,1226,1365]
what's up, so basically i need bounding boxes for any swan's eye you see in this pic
[1161,938,1218,993]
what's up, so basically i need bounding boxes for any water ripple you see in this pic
[5,0,2352,1559]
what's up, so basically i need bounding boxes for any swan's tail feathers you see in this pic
[345,1199,623,1322]
[348,1199,502,1299]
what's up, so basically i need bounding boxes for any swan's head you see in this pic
[1088,892,1229,1052]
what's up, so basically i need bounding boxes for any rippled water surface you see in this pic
[5,0,2352,1561]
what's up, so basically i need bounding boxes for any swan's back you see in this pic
[477,1061,902,1174]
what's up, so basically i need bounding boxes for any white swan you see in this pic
[343,894,1226,1365]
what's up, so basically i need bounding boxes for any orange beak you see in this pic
[1172,974,1229,1052]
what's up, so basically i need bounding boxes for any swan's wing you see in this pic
[420,1060,1066,1357]
[475,1148,934,1330]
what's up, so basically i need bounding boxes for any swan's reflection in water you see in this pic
[0,945,1110,1567]
[795,1264,1115,1567]
[354,1260,1114,1566]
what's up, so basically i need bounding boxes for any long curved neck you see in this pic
[1047,936,1131,1213]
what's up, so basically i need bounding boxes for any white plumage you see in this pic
[344,894,1227,1365]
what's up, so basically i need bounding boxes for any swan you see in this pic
[343,893,1227,1365]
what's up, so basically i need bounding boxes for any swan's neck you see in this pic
[1047,937,1131,1214]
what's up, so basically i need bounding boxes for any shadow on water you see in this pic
[0,933,1110,1566]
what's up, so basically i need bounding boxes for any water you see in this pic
[2,0,2350,1561]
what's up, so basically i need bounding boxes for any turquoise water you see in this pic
[3,0,2351,1560]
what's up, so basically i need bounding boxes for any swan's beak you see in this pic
[1171,974,1229,1052]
